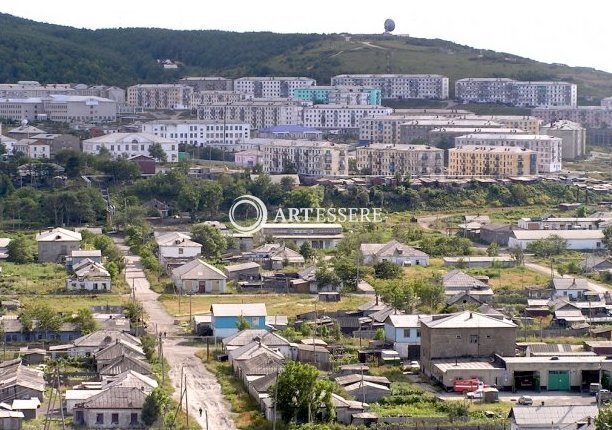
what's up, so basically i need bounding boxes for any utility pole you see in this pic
[184,374,189,428]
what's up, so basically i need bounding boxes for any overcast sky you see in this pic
[3,1,610,72]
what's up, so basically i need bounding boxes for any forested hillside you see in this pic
[1,13,612,101]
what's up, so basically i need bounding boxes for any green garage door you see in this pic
[548,371,570,391]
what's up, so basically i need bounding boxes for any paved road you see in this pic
[117,238,236,430]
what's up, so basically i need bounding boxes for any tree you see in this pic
[236,315,251,331]
[7,235,34,264]
[576,206,588,218]
[148,143,167,162]
[509,245,525,266]
[527,235,567,257]
[603,225,612,249]
[299,241,315,261]
[280,176,296,192]
[334,258,362,291]
[413,278,445,311]
[486,242,500,257]
[596,405,612,430]
[271,361,335,424]
[191,223,228,259]
[73,308,98,335]
[19,303,62,335]
[315,265,340,290]
[142,388,168,425]
[373,260,402,279]
[375,280,420,313]
[374,328,385,341]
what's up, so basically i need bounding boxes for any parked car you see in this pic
[597,390,612,403]
[518,395,533,405]
[590,383,602,395]
[466,389,484,399]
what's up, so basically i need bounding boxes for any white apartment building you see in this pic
[400,118,505,144]
[197,100,309,129]
[261,140,348,176]
[83,132,179,162]
[539,120,586,160]
[190,91,246,108]
[126,84,193,109]
[455,78,577,107]
[234,77,316,98]
[489,116,541,134]
[601,97,612,109]
[142,120,250,148]
[303,105,392,131]
[455,133,562,173]
[179,77,234,92]
[0,95,117,123]
[532,106,612,129]
[13,139,50,159]
[0,81,125,102]
[331,74,449,99]
[356,144,444,176]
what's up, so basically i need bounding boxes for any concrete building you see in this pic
[179,76,234,92]
[197,100,308,129]
[360,240,429,266]
[234,77,316,98]
[420,311,517,376]
[260,140,348,176]
[400,118,506,144]
[171,259,227,293]
[0,95,117,123]
[234,150,262,168]
[448,146,538,177]
[303,105,392,131]
[155,232,202,264]
[126,84,193,109]
[331,74,449,99]
[384,314,432,359]
[12,139,50,159]
[190,90,245,107]
[293,86,381,105]
[455,134,562,173]
[73,386,146,428]
[142,120,250,148]
[518,216,611,231]
[509,405,598,430]
[83,132,178,162]
[0,81,124,102]
[492,116,541,134]
[256,125,323,141]
[211,303,268,339]
[456,78,577,107]
[36,228,82,263]
[508,230,605,251]
[539,120,586,160]
[532,106,612,128]
[355,143,443,176]
[428,127,528,146]
[66,260,112,292]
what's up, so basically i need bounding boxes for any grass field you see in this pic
[159,293,371,318]
[0,262,67,295]
[17,294,127,314]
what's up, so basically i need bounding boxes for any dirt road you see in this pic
[117,238,236,430]
[525,260,609,294]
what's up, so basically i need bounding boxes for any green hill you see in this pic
[1,13,611,103]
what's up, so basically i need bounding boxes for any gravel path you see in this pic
[116,238,236,430]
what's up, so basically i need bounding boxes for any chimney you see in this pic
[469,312,473,319]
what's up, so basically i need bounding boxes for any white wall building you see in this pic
[508,230,605,251]
[456,78,577,107]
[455,133,563,173]
[126,84,193,109]
[539,120,586,160]
[303,105,392,131]
[331,74,449,99]
[142,120,250,148]
[154,232,202,264]
[0,95,117,123]
[83,133,179,162]
[12,139,50,159]
[261,140,348,176]
[355,143,443,176]
[532,106,612,128]
[234,77,315,98]
[197,100,308,129]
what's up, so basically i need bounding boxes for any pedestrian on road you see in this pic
[164,331,167,338]
[199,407,203,417]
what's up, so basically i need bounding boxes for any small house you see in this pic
[442,270,494,303]
[224,262,261,281]
[360,240,429,266]
[0,359,45,402]
[94,341,145,372]
[0,410,24,429]
[552,278,591,300]
[11,398,40,420]
[211,303,268,339]
[73,386,147,428]
[67,250,102,269]
[155,232,202,264]
[0,238,11,260]
[35,228,82,263]
[509,405,598,430]
[296,344,331,370]
[66,260,112,292]
[343,381,390,403]
[98,355,152,378]
[171,259,227,293]
[383,314,431,359]
[222,329,292,357]
[581,256,612,274]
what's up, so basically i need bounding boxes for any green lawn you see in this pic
[0,262,67,294]
[18,295,128,314]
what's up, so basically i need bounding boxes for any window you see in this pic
[456,335,461,339]
[417,329,421,338]
[470,335,479,344]
[111,413,119,425]
[403,329,411,338]
[130,413,139,425]
[178,248,184,255]
[96,413,104,424]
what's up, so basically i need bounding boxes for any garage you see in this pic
[548,371,570,391]
[513,371,539,390]
[581,370,600,391]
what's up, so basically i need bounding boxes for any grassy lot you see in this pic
[160,293,371,319]
[0,262,67,294]
[16,294,127,314]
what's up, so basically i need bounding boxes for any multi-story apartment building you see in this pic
[400,119,505,144]
[532,106,612,129]
[448,146,538,177]
[428,127,528,145]
[539,120,586,160]
[260,140,348,176]
[234,77,316,98]
[490,116,541,134]
[331,74,449,99]
[178,77,234,92]
[601,97,612,109]
[455,134,562,173]
[0,95,117,123]
[83,133,179,162]
[292,86,381,105]
[142,120,250,148]
[197,100,309,129]
[0,81,125,102]
[456,78,577,107]
[303,105,392,131]
[356,144,444,176]
[126,84,193,109]
[13,139,51,159]
[190,91,246,108]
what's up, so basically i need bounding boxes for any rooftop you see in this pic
[211,303,267,317]
[423,311,516,329]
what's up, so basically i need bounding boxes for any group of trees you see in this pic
[19,304,98,335]
[80,230,126,281]
[526,236,568,258]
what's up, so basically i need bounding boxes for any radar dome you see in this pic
[384,19,395,32]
